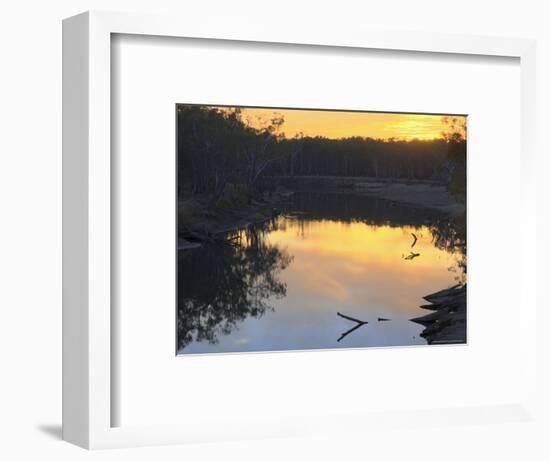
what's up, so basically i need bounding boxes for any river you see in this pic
[177,191,465,354]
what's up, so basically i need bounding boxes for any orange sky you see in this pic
[215,106,466,141]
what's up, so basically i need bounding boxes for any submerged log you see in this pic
[403,251,420,260]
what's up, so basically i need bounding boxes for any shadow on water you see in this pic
[282,190,444,227]
[177,191,466,353]
[413,212,467,344]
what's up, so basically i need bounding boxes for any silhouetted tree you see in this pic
[177,105,467,206]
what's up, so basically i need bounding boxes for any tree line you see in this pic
[177,105,466,201]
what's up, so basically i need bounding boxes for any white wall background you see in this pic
[0,0,548,459]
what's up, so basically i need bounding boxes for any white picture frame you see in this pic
[62,10,537,449]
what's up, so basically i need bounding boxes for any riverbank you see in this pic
[178,187,292,250]
[357,182,464,216]
[263,176,465,216]
[410,284,467,344]
[178,176,465,250]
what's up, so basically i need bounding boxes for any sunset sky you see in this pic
[219,107,466,141]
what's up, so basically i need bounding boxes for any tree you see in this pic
[441,116,467,200]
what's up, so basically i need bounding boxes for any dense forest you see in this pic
[176,105,467,206]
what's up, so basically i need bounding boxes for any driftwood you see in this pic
[378,317,391,322]
[411,233,418,248]
[403,251,420,260]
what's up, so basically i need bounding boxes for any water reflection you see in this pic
[177,222,292,351]
[177,192,465,354]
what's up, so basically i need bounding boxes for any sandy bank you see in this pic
[356,181,464,216]
[178,194,287,250]
[264,176,465,216]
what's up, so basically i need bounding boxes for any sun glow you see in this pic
[267,219,461,315]
[213,106,465,141]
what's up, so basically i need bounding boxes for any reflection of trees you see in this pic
[441,117,467,200]
[177,191,468,352]
[284,191,443,228]
[287,191,467,281]
[177,223,293,351]
[429,211,467,283]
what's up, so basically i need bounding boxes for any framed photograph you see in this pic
[63,11,537,449]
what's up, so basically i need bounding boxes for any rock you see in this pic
[412,284,467,344]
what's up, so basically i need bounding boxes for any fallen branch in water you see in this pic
[411,233,418,248]
[337,323,365,342]
[336,312,368,343]
[337,312,368,325]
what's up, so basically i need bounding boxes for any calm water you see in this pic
[177,192,464,354]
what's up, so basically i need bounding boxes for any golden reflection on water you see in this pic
[267,219,460,319]
[178,214,463,353]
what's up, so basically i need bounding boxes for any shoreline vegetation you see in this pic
[177,186,289,250]
[177,176,464,249]
[177,105,467,346]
